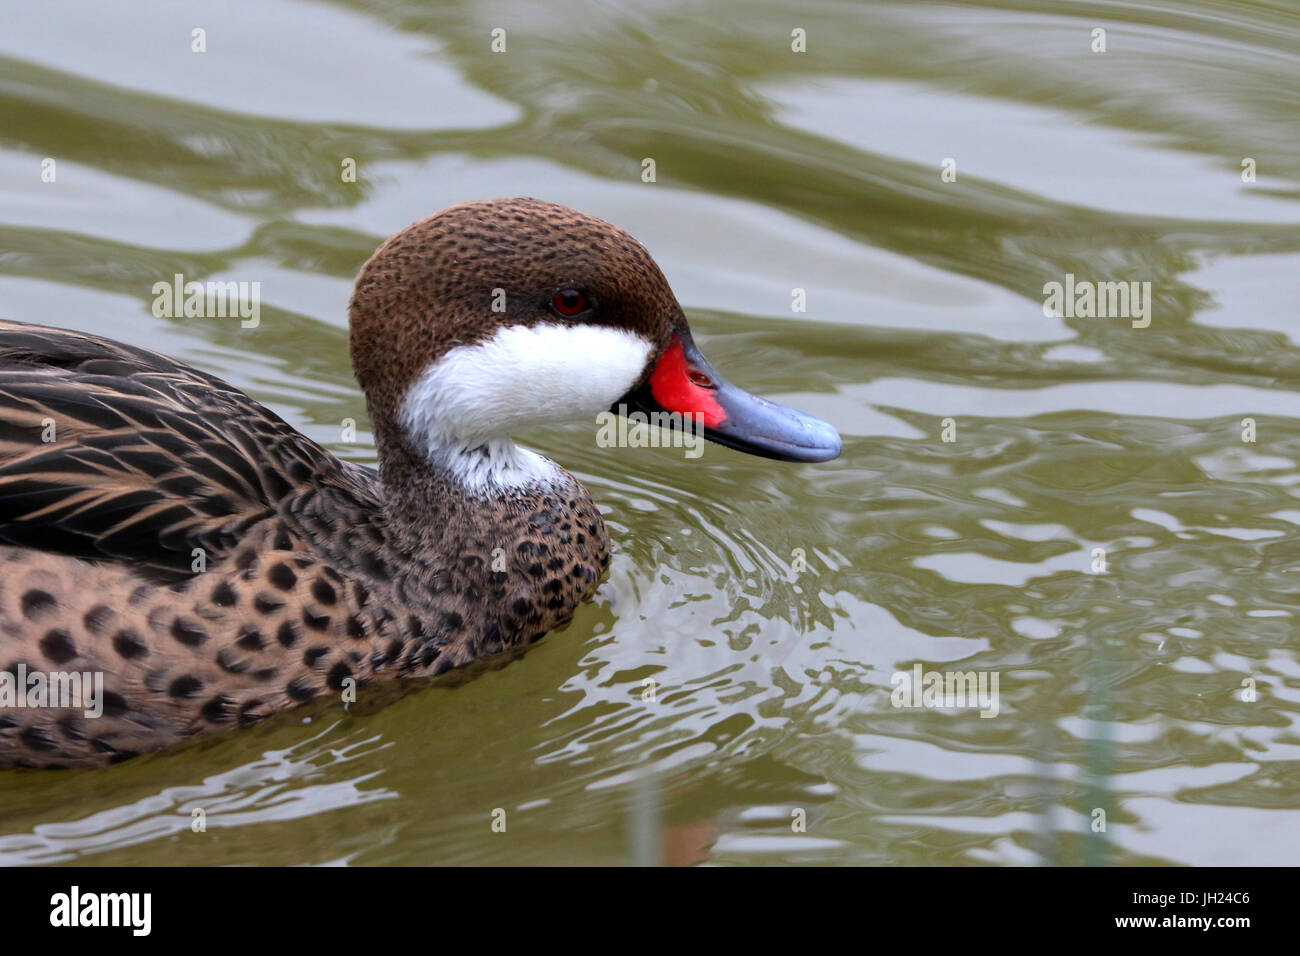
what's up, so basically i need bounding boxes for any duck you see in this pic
[0,198,840,768]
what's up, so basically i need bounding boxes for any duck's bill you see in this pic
[613,330,841,463]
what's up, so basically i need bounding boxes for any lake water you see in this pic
[1,0,1298,865]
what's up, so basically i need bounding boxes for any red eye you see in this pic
[550,289,589,317]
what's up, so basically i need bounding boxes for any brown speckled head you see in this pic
[348,198,685,445]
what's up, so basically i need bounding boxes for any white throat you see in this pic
[399,322,653,496]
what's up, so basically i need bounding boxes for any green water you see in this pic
[1,0,1298,865]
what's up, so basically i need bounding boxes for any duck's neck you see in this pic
[365,423,611,665]
[372,422,570,554]
[394,363,567,500]
[419,437,562,499]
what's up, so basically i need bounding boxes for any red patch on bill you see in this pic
[648,336,724,427]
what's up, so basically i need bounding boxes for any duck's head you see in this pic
[349,198,840,493]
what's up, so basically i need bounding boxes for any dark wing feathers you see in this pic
[0,319,351,580]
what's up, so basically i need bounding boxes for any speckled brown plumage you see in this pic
[0,198,693,768]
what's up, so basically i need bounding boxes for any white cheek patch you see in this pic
[400,322,653,494]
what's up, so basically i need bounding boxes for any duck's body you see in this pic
[0,199,838,768]
[0,320,608,767]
